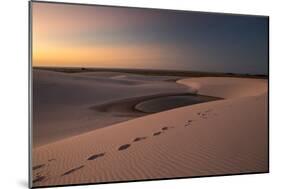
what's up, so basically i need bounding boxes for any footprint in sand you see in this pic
[187,120,193,123]
[32,164,45,171]
[61,165,85,176]
[33,175,46,183]
[197,110,212,119]
[153,131,162,136]
[161,127,169,131]
[185,120,193,127]
[48,159,56,162]
[118,144,131,151]
[162,126,175,130]
[133,137,147,142]
[87,153,105,160]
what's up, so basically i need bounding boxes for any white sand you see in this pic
[32,76,268,187]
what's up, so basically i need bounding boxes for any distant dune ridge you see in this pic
[32,70,268,187]
[33,70,190,147]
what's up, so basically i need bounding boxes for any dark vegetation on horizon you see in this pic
[33,67,268,79]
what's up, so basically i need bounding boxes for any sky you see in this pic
[32,2,268,74]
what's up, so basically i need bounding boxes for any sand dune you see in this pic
[177,77,268,98]
[32,76,268,187]
[33,70,190,147]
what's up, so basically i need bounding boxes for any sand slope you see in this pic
[33,70,189,147]
[178,77,267,98]
[32,77,268,187]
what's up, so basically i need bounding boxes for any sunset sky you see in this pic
[32,2,268,74]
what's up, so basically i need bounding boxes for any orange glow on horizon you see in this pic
[31,2,191,69]
[32,2,188,68]
[32,41,183,68]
